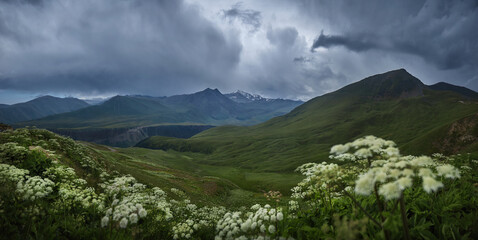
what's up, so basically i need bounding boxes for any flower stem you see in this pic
[342,190,381,227]
[374,185,390,240]
[399,196,411,240]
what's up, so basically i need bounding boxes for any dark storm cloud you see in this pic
[306,0,478,72]
[221,2,262,32]
[311,31,378,52]
[0,0,242,97]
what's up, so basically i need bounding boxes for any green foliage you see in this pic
[21,149,53,175]
[0,129,477,239]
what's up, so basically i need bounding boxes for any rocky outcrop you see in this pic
[433,113,478,154]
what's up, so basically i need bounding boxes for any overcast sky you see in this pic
[0,0,477,104]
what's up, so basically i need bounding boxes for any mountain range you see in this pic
[0,88,303,128]
[0,96,89,124]
[14,89,302,129]
[137,69,478,172]
[3,90,302,146]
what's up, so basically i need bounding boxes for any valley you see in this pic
[2,69,478,239]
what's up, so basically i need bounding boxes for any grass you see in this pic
[83,142,302,206]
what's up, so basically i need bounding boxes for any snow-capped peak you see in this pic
[234,90,264,101]
[224,90,271,103]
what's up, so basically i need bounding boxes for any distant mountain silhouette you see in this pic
[17,89,303,128]
[429,82,478,99]
[0,96,89,124]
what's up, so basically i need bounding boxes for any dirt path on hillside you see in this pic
[105,146,117,152]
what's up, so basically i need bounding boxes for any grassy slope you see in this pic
[82,142,301,202]
[1,128,290,208]
[138,71,478,172]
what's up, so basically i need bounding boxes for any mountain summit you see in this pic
[336,69,425,99]
[225,90,266,103]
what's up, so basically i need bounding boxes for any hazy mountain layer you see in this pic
[17,89,303,129]
[0,96,89,124]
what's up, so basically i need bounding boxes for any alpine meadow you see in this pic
[1,0,478,239]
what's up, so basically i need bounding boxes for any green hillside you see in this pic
[0,127,270,205]
[16,95,194,129]
[0,96,89,124]
[137,69,478,172]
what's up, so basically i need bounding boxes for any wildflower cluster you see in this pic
[16,176,54,201]
[100,176,172,229]
[0,142,28,165]
[172,220,196,239]
[354,155,460,200]
[215,204,285,239]
[329,135,399,164]
[0,163,29,183]
[1,162,54,201]
[57,182,104,210]
[293,162,357,201]
[43,165,77,182]
[168,192,227,239]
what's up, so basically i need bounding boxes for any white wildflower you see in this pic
[129,213,138,224]
[138,208,147,218]
[276,212,284,221]
[355,172,374,195]
[119,218,128,228]
[378,182,401,200]
[374,171,388,183]
[330,144,349,155]
[268,225,276,234]
[396,177,413,190]
[422,177,443,193]
[411,156,434,167]
[436,164,460,179]
[418,168,435,177]
[101,216,109,227]
[354,148,372,159]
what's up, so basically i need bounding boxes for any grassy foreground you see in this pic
[1,128,477,239]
